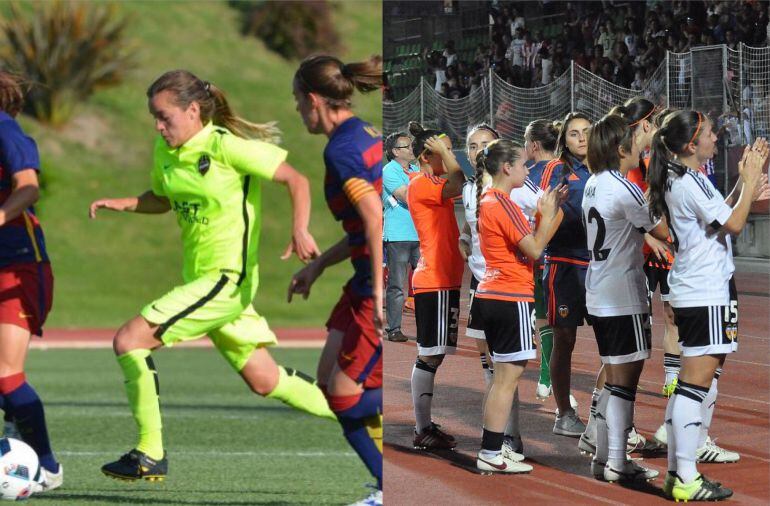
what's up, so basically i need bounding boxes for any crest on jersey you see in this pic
[198,155,210,176]
[725,325,737,341]
[558,305,569,318]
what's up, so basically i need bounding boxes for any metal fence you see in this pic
[384,44,770,192]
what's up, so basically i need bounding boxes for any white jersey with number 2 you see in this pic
[582,170,660,316]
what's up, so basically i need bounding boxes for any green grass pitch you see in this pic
[25,348,371,505]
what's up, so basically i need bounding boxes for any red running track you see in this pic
[384,269,769,505]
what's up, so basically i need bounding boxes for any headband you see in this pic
[689,112,703,145]
[629,107,655,128]
[419,133,447,159]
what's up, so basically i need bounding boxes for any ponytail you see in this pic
[408,120,443,161]
[647,109,702,220]
[208,84,281,143]
[474,149,489,232]
[148,70,281,143]
[295,55,382,108]
[473,139,522,231]
[0,71,25,117]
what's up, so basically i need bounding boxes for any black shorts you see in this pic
[415,290,460,356]
[476,298,536,362]
[543,261,589,327]
[673,278,738,356]
[644,263,670,302]
[466,275,485,339]
[591,313,652,364]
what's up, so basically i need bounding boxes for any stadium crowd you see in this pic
[415,0,769,98]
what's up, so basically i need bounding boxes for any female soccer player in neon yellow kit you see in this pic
[90,70,334,481]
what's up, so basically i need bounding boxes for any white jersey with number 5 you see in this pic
[582,170,660,316]
[665,168,734,308]
[463,177,543,281]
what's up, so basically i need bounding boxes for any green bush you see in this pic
[235,0,340,60]
[0,1,134,126]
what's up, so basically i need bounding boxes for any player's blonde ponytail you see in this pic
[147,70,281,144]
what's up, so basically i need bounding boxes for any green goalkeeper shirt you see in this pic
[151,122,287,292]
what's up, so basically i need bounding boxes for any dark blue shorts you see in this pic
[543,260,589,328]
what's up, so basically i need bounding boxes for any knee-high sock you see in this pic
[0,373,58,472]
[663,353,681,385]
[585,387,602,441]
[267,366,336,420]
[480,353,493,387]
[672,380,709,483]
[594,387,610,463]
[411,359,437,433]
[504,388,520,438]
[698,369,721,448]
[329,389,382,490]
[665,393,677,473]
[117,350,163,460]
[538,325,553,386]
[605,384,636,468]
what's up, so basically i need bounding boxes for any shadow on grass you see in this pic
[35,490,340,505]
[44,401,296,413]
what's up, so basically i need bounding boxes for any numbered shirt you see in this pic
[475,188,535,302]
[665,168,735,308]
[462,176,542,281]
[151,122,286,287]
[582,170,659,316]
[408,173,464,293]
[324,117,383,298]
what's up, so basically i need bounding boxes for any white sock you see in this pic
[606,385,635,468]
[411,360,437,433]
[504,388,520,437]
[698,377,718,448]
[672,381,709,483]
[663,353,681,385]
[594,387,610,463]
[665,394,677,473]
[585,387,601,439]
[480,353,493,388]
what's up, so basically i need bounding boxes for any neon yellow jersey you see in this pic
[151,122,287,290]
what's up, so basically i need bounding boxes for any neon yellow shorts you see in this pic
[141,274,277,371]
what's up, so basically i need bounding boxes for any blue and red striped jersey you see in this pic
[0,111,48,267]
[323,117,382,298]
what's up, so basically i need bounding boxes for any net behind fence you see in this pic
[384,43,769,152]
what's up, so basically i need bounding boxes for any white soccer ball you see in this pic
[0,437,39,501]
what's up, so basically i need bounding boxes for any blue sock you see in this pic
[4,382,58,472]
[331,389,382,490]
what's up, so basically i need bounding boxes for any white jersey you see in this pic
[462,176,543,281]
[582,170,659,317]
[665,168,735,308]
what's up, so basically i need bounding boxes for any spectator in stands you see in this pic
[382,132,421,343]
[443,40,457,67]
[540,47,553,85]
[600,21,616,56]
[623,26,639,58]
[510,6,525,36]
[510,27,526,70]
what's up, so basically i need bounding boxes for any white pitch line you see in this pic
[59,450,355,458]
